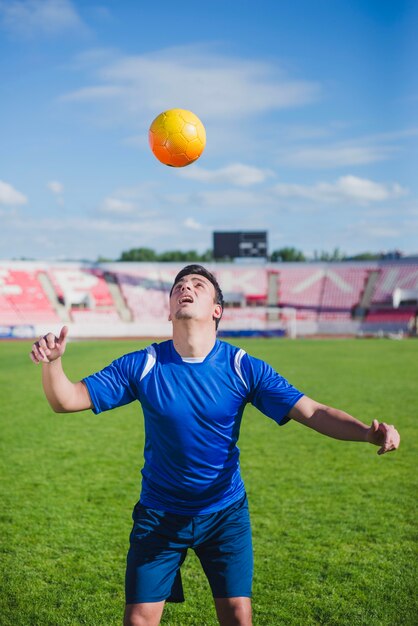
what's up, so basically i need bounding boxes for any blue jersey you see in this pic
[83,339,303,515]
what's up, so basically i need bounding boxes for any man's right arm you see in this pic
[30,326,92,413]
[41,358,92,413]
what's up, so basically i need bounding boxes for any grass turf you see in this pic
[0,337,416,625]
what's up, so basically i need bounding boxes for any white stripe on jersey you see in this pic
[234,348,248,389]
[140,344,247,387]
[140,344,157,381]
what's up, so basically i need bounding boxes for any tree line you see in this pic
[96,246,402,263]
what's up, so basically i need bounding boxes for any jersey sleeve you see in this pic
[82,350,147,414]
[242,353,304,426]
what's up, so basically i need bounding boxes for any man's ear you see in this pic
[213,304,222,320]
[168,312,172,321]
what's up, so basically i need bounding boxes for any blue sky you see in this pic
[0,0,417,260]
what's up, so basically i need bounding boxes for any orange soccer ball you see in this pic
[148,109,206,167]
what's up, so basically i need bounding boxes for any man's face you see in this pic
[169,274,222,325]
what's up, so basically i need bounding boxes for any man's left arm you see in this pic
[288,396,400,455]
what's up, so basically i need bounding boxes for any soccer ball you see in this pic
[148,109,206,167]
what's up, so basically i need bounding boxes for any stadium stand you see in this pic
[48,265,115,307]
[110,264,269,320]
[0,265,60,325]
[365,308,416,323]
[47,265,119,322]
[119,283,169,321]
[69,309,122,324]
[214,266,267,305]
[318,266,372,320]
[371,264,418,305]
[0,259,417,338]
[277,265,325,319]
[110,264,176,322]
[357,264,418,335]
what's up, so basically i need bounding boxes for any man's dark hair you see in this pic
[170,264,224,329]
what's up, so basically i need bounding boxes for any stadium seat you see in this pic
[0,267,60,324]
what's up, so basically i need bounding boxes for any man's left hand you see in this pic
[366,419,400,455]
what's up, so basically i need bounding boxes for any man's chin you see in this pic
[174,311,194,321]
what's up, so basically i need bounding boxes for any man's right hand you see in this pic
[30,326,69,364]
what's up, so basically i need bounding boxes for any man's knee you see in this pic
[123,616,144,626]
[214,596,252,626]
[123,601,165,626]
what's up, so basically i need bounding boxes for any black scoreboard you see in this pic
[213,231,268,260]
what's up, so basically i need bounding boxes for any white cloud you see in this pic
[61,85,124,102]
[346,222,401,240]
[0,0,86,37]
[105,172,407,221]
[100,197,136,214]
[337,177,405,202]
[7,214,174,237]
[0,180,27,205]
[158,173,408,218]
[1,198,414,260]
[362,127,418,142]
[279,127,418,169]
[195,188,269,209]
[184,217,203,230]
[97,184,165,217]
[281,125,333,141]
[123,133,147,148]
[61,44,320,120]
[178,163,274,187]
[367,226,402,238]
[283,144,397,168]
[47,181,64,194]
[274,176,407,205]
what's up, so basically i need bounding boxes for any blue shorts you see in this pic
[125,494,253,604]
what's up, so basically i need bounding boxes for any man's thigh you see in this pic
[194,495,253,599]
[125,503,188,604]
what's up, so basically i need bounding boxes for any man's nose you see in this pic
[181,282,192,291]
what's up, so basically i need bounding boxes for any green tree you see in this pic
[270,247,306,262]
[199,249,214,262]
[346,252,382,261]
[313,247,345,262]
[157,250,199,262]
[119,247,157,262]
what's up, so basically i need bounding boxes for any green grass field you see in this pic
[1,338,417,625]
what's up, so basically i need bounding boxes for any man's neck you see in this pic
[172,322,217,358]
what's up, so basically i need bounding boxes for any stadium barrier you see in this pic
[0,324,35,339]
[32,321,172,340]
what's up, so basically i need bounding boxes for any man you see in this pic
[30,264,400,626]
